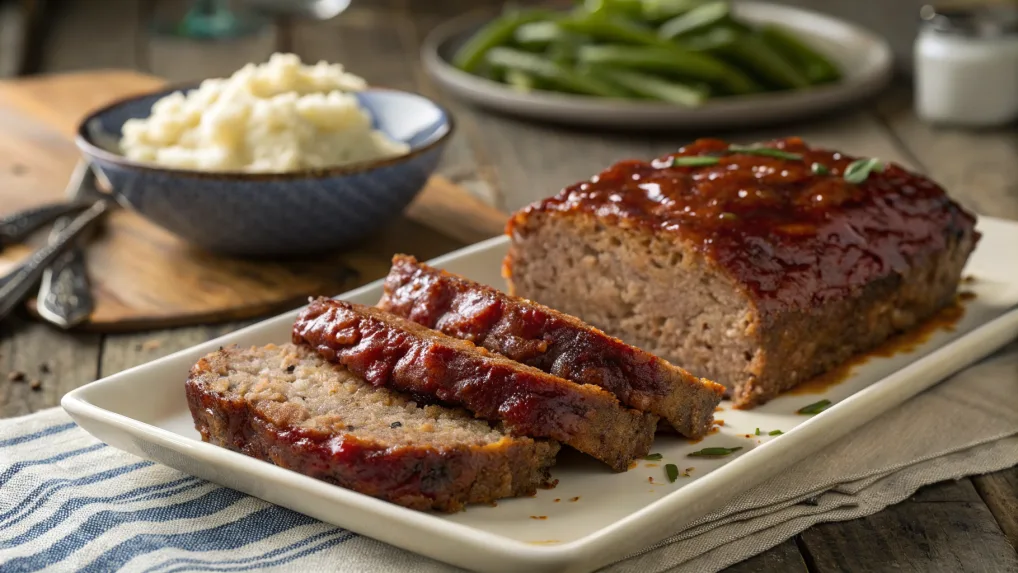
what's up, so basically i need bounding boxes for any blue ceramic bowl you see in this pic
[76,85,453,256]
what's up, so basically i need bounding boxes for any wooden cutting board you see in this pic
[0,71,509,331]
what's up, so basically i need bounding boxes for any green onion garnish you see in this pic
[768,429,783,436]
[843,158,885,184]
[797,399,832,415]
[754,428,761,436]
[688,447,743,457]
[643,453,663,461]
[665,463,679,482]
[673,156,721,167]
[728,144,803,161]
[811,162,830,175]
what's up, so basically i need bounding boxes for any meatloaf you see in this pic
[292,297,658,471]
[378,254,724,437]
[504,137,979,408]
[186,343,559,512]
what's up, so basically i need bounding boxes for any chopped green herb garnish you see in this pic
[728,144,803,161]
[843,157,885,184]
[754,427,761,436]
[768,429,783,436]
[797,399,832,415]
[688,446,743,457]
[673,156,721,167]
[643,453,663,461]
[810,162,830,175]
[665,463,679,482]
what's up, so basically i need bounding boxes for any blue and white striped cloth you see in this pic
[0,408,454,573]
[2,340,1016,572]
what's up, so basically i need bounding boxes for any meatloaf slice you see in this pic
[378,254,724,437]
[292,298,658,471]
[504,137,979,408]
[186,343,559,513]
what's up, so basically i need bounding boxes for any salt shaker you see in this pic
[914,3,1018,127]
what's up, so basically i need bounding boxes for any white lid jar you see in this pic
[914,4,1018,127]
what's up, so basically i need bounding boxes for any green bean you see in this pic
[486,47,631,98]
[504,69,537,92]
[557,13,672,48]
[758,24,841,84]
[452,10,555,73]
[680,25,740,52]
[513,21,564,49]
[713,33,811,90]
[640,0,708,23]
[596,68,707,106]
[547,31,591,67]
[658,1,730,40]
[577,44,761,94]
[592,0,704,22]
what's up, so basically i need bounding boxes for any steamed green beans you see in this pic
[486,47,631,98]
[758,24,841,84]
[577,44,761,94]
[453,10,555,72]
[450,0,843,106]
[594,68,707,106]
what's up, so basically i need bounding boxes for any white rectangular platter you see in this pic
[63,216,1018,573]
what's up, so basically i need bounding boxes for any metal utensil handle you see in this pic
[0,202,90,244]
[0,200,111,322]
[36,220,94,329]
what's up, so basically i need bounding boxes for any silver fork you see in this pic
[36,161,108,328]
[0,199,112,324]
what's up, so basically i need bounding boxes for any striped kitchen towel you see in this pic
[0,408,444,573]
[1,339,1016,572]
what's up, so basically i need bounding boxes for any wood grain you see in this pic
[725,540,808,573]
[974,468,1018,550]
[798,479,1018,573]
[0,71,507,330]
[0,315,100,417]
[876,84,1018,221]
[4,3,1016,573]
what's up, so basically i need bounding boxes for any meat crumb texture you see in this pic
[185,343,559,512]
[292,297,659,471]
[378,254,723,437]
[504,137,979,407]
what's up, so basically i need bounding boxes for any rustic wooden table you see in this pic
[1,1,1016,571]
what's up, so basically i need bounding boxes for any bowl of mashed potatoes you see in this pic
[76,53,452,256]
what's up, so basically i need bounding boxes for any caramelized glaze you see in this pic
[518,137,978,318]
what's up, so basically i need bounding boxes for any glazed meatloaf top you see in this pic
[508,137,979,321]
[186,343,559,512]
[293,298,659,471]
[379,255,723,438]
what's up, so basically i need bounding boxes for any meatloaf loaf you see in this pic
[186,343,559,512]
[504,137,979,408]
[292,297,658,471]
[379,254,724,437]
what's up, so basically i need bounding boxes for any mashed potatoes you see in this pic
[120,53,409,173]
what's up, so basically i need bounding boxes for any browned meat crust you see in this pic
[379,254,724,437]
[186,343,560,513]
[504,137,979,407]
[292,298,659,471]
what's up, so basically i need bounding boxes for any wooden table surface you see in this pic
[1,1,1016,571]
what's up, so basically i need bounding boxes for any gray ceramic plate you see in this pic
[421,2,894,130]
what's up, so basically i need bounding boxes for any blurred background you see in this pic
[1,0,1006,83]
[0,0,1015,215]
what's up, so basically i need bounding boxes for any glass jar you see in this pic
[914,3,1018,127]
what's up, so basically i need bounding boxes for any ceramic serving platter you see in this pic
[63,216,1018,573]
[421,2,894,130]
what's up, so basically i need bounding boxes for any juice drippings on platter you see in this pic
[787,292,974,395]
[686,424,721,444]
